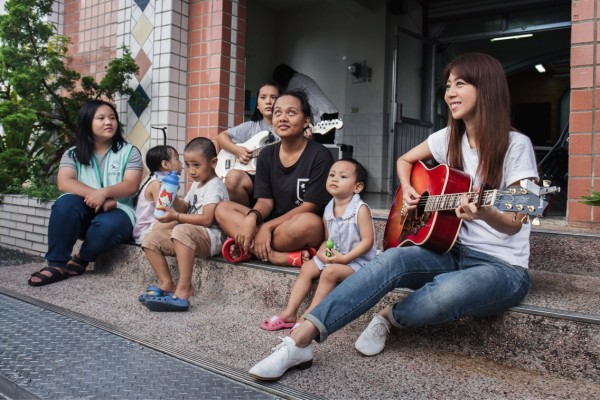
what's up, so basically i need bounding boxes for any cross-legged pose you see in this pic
[215,89,334,268]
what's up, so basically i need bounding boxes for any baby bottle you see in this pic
[154,171,180,218]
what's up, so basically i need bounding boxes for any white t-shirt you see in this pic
[183,176,229,256]
[427,128,539,268]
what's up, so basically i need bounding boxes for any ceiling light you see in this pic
[535,64,546,73]
[490,34,533,42]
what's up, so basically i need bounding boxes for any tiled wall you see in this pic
[569,0,600,225]
[48,0,64,34]
[0,196,53,256]
[64,0,117,82]
[337,113,390,193]
[115,0,190,164]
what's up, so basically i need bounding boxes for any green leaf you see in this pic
[581,191,600,207]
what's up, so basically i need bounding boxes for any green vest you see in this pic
[64,143,136,225]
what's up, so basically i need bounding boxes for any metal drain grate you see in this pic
[0,292,288,400]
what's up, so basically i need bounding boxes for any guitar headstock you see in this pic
[492,180,560,221]
[312,119,344,135]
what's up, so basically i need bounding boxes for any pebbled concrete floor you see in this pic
[1,245,600,399]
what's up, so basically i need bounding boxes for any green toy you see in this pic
[325,240,334,257]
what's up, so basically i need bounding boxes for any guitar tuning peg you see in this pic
[532,217,541,226]
[521,214,530,224]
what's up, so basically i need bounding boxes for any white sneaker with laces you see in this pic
[248,336,313,381]
[354,314,391,356]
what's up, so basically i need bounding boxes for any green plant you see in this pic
[0,151,59,202]
[581,191,600,207]
[0,0,145,190]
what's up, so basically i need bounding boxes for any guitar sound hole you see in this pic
[415,191,428,217]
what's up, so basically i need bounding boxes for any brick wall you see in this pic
[0,195,53,256]
[569,0,600,226]
[187,0,246,142]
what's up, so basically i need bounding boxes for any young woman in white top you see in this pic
[249,53,539,381]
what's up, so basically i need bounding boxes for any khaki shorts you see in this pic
[141,221,211,258]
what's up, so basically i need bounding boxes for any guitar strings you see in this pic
[411,190,495,211]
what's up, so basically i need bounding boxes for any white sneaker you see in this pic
[248,336,313,381]
[354,315,391,356]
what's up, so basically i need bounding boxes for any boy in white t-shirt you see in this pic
[139,137,229,312]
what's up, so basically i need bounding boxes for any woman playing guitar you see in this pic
[249,53,541,381]
[216,82,281,206]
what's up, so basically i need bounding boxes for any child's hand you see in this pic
[322,247,347,265]
[155,206,178,223]
[102,198,117,212]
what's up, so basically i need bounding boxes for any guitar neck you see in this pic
[422,190,496,212]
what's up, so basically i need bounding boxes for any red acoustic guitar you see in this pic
[383,161,557,253]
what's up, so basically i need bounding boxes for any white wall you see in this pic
[0,195,53,256]
[246,1,391,115]
[245,0,395,193]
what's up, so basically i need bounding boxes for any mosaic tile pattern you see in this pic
[134,0,150,12]
[129,85,150,117]
[114,0,190,185]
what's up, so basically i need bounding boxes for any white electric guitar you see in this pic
[216,119,343,178]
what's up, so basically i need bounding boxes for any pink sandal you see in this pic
[260,315,297,331]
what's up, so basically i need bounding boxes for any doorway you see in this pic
[390,0,571,214]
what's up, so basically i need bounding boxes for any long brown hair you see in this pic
[444,53,511,188]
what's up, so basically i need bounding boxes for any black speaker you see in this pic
[324,144,353,160]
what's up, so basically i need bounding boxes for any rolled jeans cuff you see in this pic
[305,314,329,343]
[386,305,404,329]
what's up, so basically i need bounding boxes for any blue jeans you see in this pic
[45,194,133,267]
[305,244,530,342]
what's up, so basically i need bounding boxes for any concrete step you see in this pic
[2,246,600,399]
[73,244,600,383]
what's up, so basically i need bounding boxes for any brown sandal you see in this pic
[64,254,89,276]
[28,267,68,286]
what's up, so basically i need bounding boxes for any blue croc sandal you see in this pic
[138,285,172,303]
[144,294,190,312]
